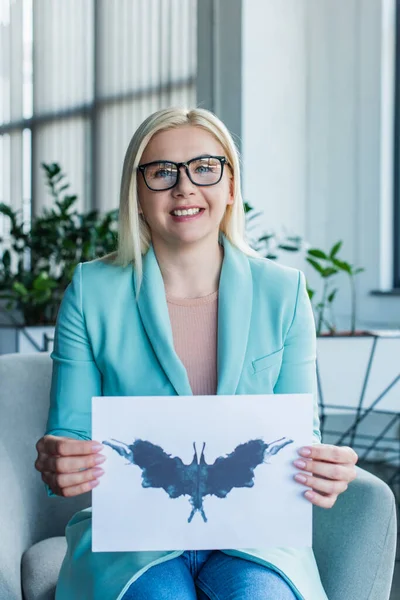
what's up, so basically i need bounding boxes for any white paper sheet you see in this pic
[92,394,313,552]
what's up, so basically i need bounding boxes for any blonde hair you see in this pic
[113,106,259,288]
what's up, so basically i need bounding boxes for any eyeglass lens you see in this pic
[143,157,223,190]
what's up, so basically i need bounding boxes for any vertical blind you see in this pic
[0,0,197,239]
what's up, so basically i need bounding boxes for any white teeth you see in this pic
[172,208,201,216]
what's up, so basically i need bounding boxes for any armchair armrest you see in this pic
[313,466,397,600]
[0,437,91,600]
[0,440,28,600]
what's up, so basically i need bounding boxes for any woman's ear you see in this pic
[138,204,147,223]
[227,177,234,205]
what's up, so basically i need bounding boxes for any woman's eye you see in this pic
[154,169,174,178]
[195,165,212,173]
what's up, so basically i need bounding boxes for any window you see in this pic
[0,0,197,237]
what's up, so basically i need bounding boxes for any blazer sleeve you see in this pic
[45,262,102,441]
[273,270,321,444]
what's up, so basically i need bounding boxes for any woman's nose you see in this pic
[173,166,196,195]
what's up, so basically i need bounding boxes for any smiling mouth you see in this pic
[170,207,204,217]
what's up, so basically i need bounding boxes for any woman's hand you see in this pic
[35,435,106,497]
[293,444,358,508]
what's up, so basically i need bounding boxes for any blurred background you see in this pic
[0,0,399,596]
[1,0,400,330]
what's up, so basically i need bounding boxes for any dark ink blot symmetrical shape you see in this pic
[102,437,293,523]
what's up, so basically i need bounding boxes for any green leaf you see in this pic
[307,288,315,300]
[341,262,352,274]
[59,195,77,213]
[330,241,342,258]
[258,234,275,242]
[278,244,300,252]
[12,282,29,297]
[331,258,351,273]
[327,289,338,303]
[2,249,11,269]
[354,268,365,274]
[31,287,53,304]
[0,203,19,229]
[322,267,338,278]
[306,257,325,274]
[308,248,328,260]
[33,272,58,291]
[47,162,61,177]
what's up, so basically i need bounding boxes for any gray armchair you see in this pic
[0,353,397,600]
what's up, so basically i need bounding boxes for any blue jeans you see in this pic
[121,550,298,599]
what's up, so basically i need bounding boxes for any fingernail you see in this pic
[92,443,104,451]
[305,490,314,499]
[298,447,311,457]
[94,454,106,465]
[92,467,104,477]
[89,479,100,488]
[294,473,307,484]
[294,459,306,469]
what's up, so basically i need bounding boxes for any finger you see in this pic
[35,454,50,472]
[304,489,337,509]
[294,472,348,495]
[298,444,358,464]
[45,467,105,490]
[60,478,100,498]
[293,458,354,482]
[41,470,63,496]
[37,436,104,457]
[38,453,106,474]
[42,471,101,497]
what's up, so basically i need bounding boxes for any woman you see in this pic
[35,107,357,600]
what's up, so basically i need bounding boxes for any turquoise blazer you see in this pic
[46,235,328,600]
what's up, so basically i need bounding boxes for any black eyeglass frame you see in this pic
[137,155,229,191]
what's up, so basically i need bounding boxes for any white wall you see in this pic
[241,0,308,241]
[240,0,400,330]
[306,0,399,329]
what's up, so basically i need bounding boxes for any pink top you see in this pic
[166,291,218,395]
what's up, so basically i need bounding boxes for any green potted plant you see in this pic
[0,162,118,351]
[305,241,365,336]
[244,203,366,335]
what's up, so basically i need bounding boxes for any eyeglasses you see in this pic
[138,155,228,191]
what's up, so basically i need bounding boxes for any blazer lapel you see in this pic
[134,236,253,397]
[217,236,253,395]
[134,246,193,396]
